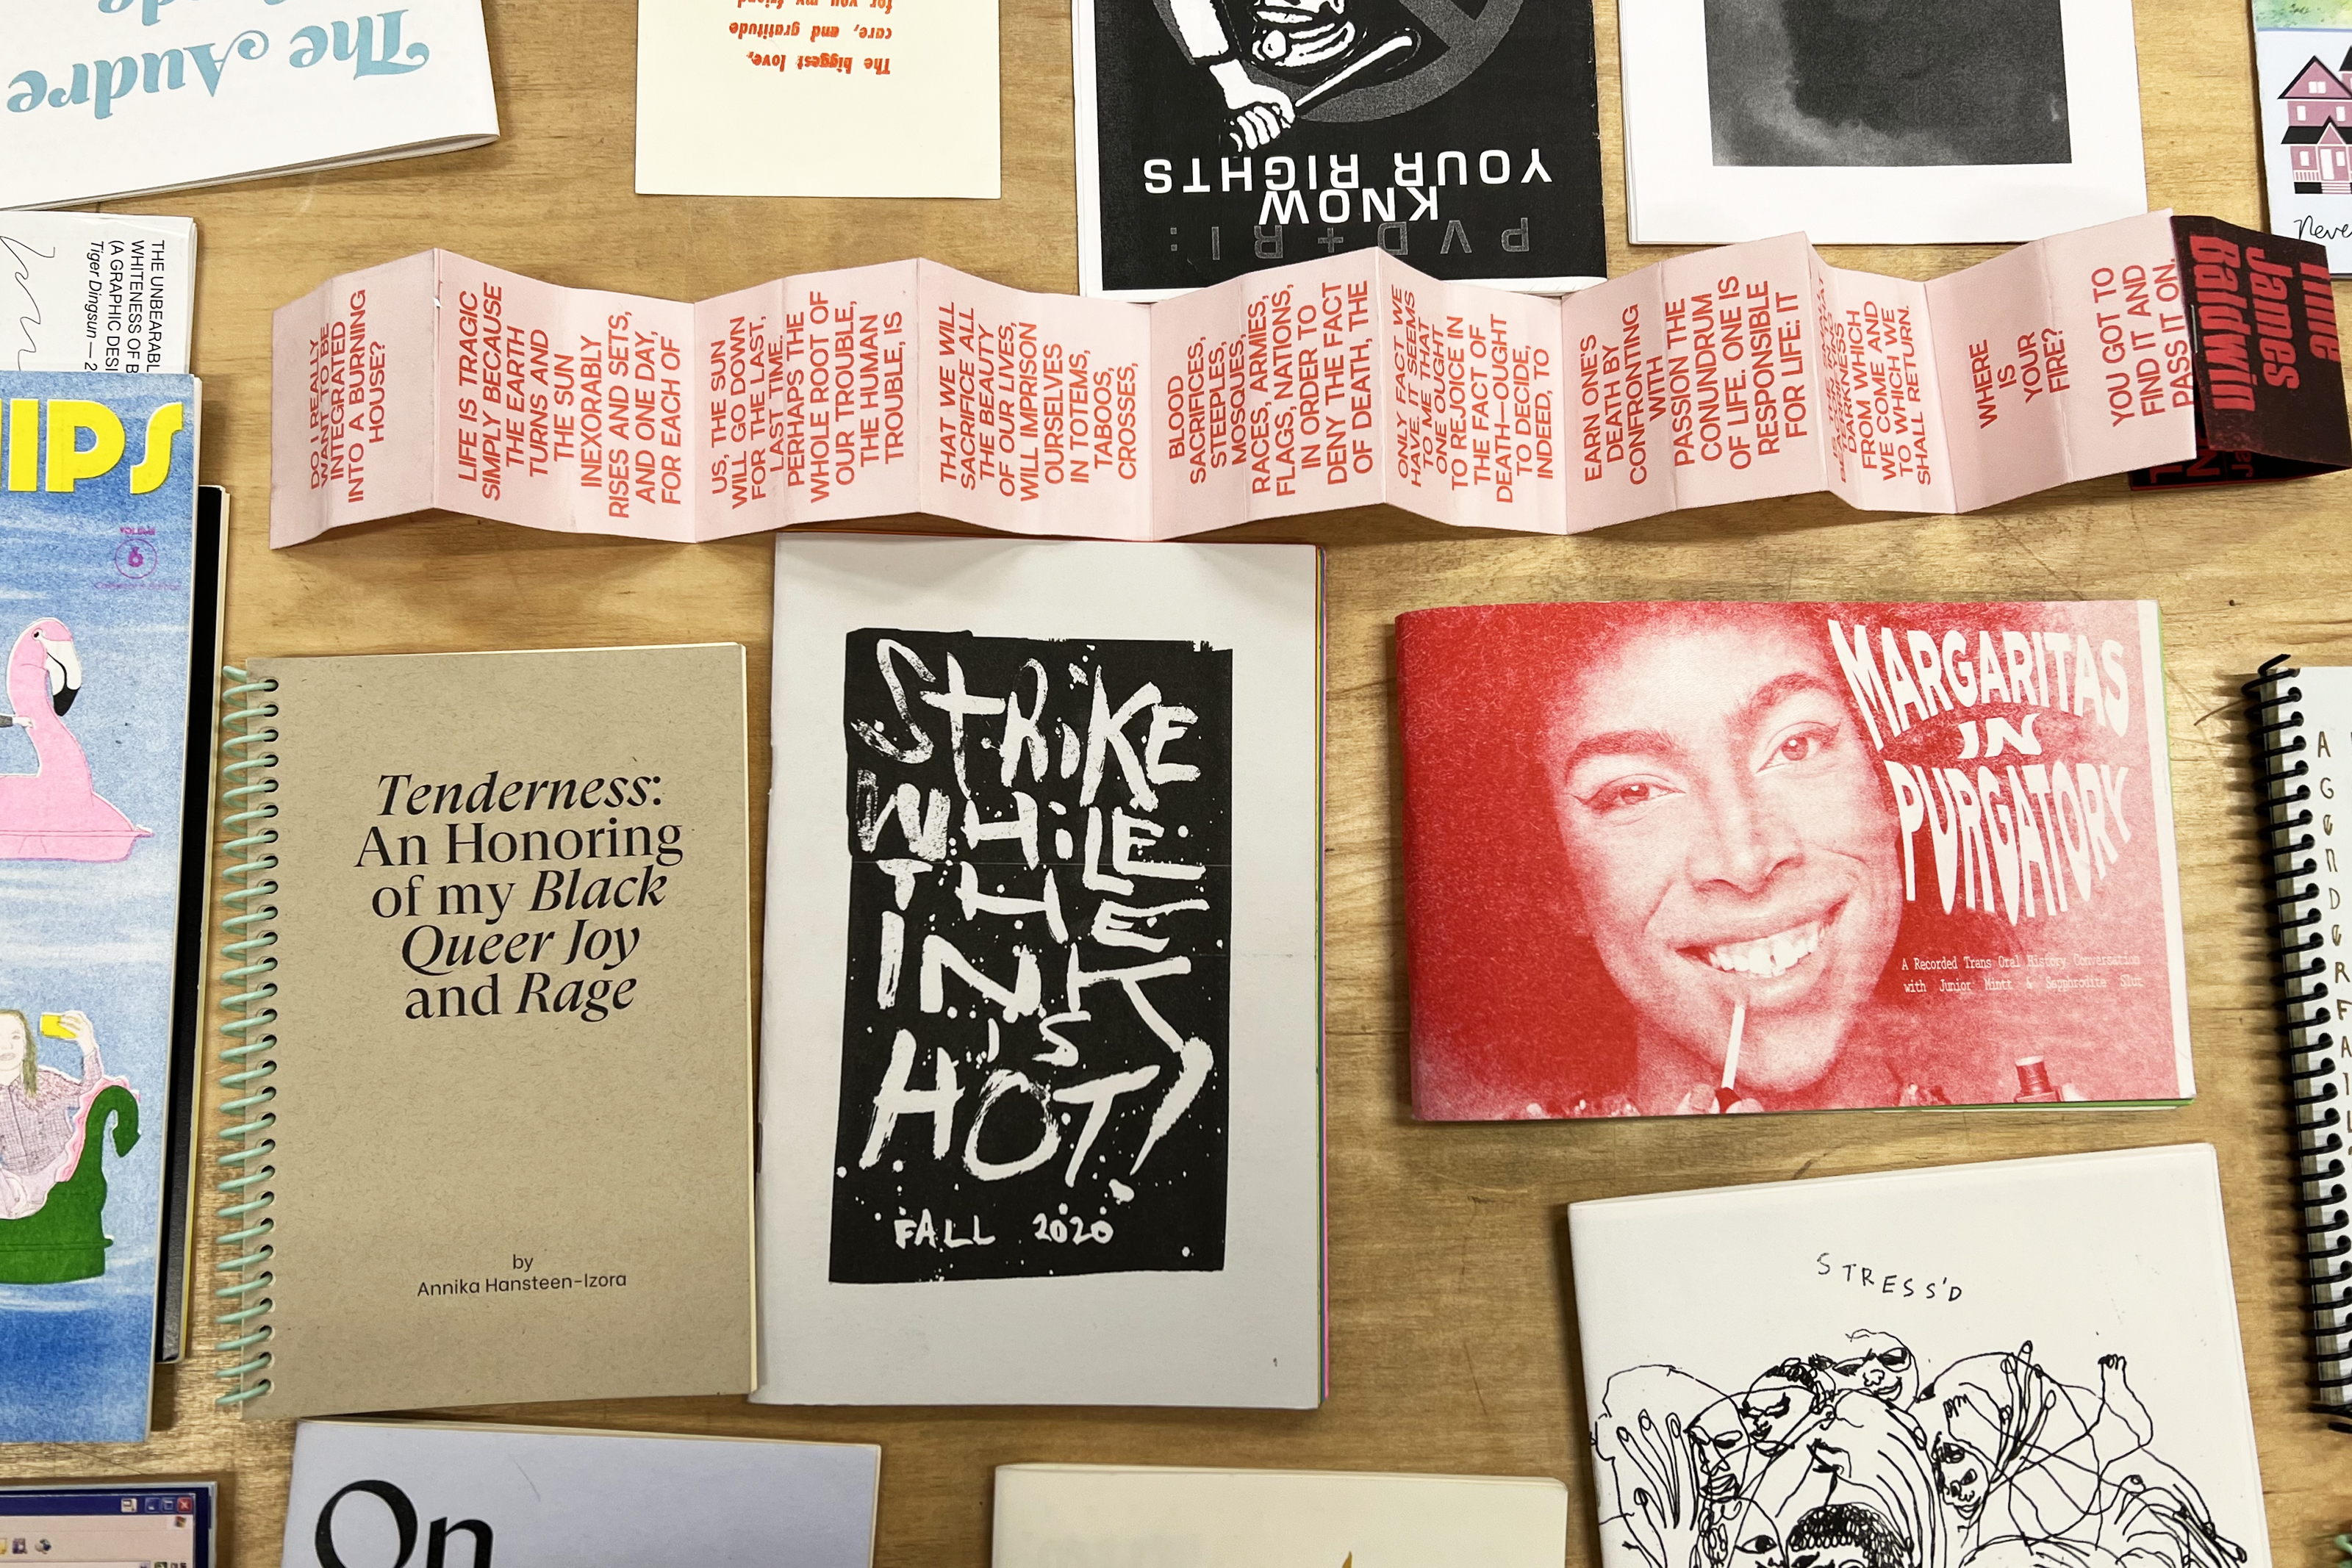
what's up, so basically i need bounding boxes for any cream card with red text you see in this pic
[636,0,1000,198]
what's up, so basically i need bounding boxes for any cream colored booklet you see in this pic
[992,1465,1568,1566]
[216,645,755,1419]
[635,0,1000,198]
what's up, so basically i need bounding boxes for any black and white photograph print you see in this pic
[1073,0,1607,297]
[1616,0,2147,243]
[826,627,1234,1285]
[1702,0,2072,168]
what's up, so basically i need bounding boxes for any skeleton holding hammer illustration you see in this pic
[1164,0,1421,150]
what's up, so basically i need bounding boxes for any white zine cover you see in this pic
[757,537,1324,1407]
[0,212,194,372]
[2255,663,2352,1385]
[1569,1146,2271,1568]
[1,0,497,209]
[2252,7,2352,274]
[992,1464,1568,1567]
[635,0,1000,198]
[1618,0,2148,243]
[280,1422,879,1567]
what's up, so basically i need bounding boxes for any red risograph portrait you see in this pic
[1396,600,2190,1120]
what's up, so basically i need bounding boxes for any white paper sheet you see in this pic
[993,1466,1568,1567]
[0,212,193,373]
[0,1,498,209]
[1570,1146,2271,1568]
[636,0,1000,198]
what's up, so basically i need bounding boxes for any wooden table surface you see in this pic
[12,0,2352,1561]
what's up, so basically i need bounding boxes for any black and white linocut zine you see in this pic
[828,627,1234,1283]
[1075,0,1607,298]
[757,537,1324,1409]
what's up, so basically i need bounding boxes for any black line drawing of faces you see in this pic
[1592,1339,2248,1568]
[1740,1361,1825,1459]
[1813,1331,1923,1407]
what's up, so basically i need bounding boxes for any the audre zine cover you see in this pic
[1400,600,2190,1119]
[0,0,498,208]
[758,537,1322,1407]
[1074,0,1607,299]
[1570,1146,2270,1568]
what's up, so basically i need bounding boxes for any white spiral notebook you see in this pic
[2248,656,2352,1431]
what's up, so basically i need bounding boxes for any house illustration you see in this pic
[2281,51,2352,193]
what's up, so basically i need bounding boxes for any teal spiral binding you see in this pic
[211,669,279,1407]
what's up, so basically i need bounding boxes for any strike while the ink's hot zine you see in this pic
[756,537,1323,1409]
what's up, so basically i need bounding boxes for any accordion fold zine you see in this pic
[270,213,2348,550]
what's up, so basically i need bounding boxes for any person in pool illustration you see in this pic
[1541,608,1915,1115]
[0,1007,112,1220]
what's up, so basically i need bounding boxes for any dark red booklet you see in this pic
[2131,215,2352,487]
[1396,601,2195,1120]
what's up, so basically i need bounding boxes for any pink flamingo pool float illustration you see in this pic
[0,618,149,861]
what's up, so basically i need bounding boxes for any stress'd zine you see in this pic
[270,211,2226,548]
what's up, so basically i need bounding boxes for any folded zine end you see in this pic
[2129,215,2352,490]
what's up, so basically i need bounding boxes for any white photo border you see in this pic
[1618,0,2148,245]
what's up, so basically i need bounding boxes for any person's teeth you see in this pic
[1704,921,1823,979]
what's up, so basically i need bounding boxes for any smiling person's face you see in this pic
[0,1015,24,1081]
[1824,1334,1919,1406]
[1544,619,1903,1097]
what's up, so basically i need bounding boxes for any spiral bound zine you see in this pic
[210,667,279,1409]
[2244,655,2352,1432]
[201,644,754,1419]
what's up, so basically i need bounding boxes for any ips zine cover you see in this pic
[0,373,201,1442]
